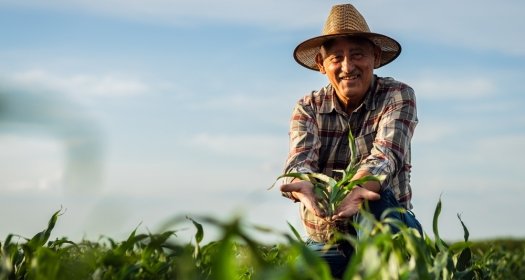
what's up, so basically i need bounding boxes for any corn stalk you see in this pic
[271,130,384,240]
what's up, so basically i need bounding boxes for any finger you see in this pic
[332,208,357,220]
[302,196,325,218]
[333,203,357,219]
[279,182,300,192]
[362,190,381,201]
[312,205,326,218]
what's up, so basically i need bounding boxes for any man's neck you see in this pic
[334,76,376,114]
[335,90,367,114]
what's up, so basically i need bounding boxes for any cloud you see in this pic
[1,0,522,56]
[189,133,286,160]
[0,135,63,192]
[474,134,525,171]
[0,0,335,28]
[7,69,152,98]
[356,0,525,56]
[0,77,108,193]
[413,131,525,193]
[410,74,496,100]
[412,121,460,143]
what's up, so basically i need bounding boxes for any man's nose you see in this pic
[341,56,355,73]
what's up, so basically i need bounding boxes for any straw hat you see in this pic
[294,4,401,71]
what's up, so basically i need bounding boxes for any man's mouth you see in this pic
[341,74,359,80]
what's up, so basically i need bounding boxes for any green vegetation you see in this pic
[270,130,385,242]
[0,201,523,279]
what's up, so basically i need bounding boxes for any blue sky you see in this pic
[0,0,524,243]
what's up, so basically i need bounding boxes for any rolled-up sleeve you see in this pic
[285,103,320,174]
[284,102,321,173]
[357,86,418,190]
[281,102,321,199]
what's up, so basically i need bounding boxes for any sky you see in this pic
[0,0,524,244]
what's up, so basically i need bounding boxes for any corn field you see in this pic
[0,199,524,280]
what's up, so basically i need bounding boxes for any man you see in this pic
[279,4,422,277]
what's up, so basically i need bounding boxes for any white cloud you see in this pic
[7,69,151,98]
[413,132,525,192]
[190,133,287,160]
[410,75,495,100]
[475,134,525,168]
[1,0,522,56]
[0,0,335,28]
[412,121,460,143]
[194,94,269,111]
[0,135,64,192]
[355,0,525,56]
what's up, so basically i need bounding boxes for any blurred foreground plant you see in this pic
[0,200,520,279]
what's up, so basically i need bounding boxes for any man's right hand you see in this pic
[280,180,325,218]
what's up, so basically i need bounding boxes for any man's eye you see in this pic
[351,53,364,60]
[330,56,343,62]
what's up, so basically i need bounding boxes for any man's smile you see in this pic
[340,74,359,81]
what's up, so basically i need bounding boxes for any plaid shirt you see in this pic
[282,76,418,242]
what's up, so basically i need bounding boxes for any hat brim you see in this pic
[293,32,401,71]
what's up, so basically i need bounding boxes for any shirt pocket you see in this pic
[354,131,376,161]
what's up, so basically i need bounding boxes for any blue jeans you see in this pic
[306,188,422,278]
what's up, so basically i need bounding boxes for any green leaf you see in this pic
[448,241,473,253]
[432,196,448,252]
[307,173,337,187]
[457,213,470,242]
[213,237,236,279]
[350,174,385,186]
[456,247,472,272]
[328,184,343,206]
[187,217,204,244]
[28,209,63,250]
[347,128,358,170]
[313,184,329,201]
[187,216,204,259]
[295,243,332,279]
[268,173,312,190]
[287,222,303,243]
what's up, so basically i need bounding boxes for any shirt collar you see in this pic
[319,75,378,114]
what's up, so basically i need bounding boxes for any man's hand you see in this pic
[332,186,381,220]
[280,180,325,218]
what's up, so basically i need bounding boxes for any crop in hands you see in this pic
[271,130,384,241]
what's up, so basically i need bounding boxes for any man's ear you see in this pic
[374,46,382,68]
[315,53,326,74]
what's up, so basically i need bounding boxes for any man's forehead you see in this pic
[321,36,375,51]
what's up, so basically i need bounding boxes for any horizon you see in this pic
[0,0,524,243]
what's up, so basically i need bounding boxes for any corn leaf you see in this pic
[432,196,448,252]
[457,213,470,242]
[287,222,303,243]
[347,128,358,170]
[27,209,62,250]
[268,172,312,190]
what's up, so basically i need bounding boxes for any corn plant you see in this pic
[0,201,521,279]
[332,196,480,279]
[270,130,384,241]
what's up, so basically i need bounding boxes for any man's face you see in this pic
[316,37,380,102]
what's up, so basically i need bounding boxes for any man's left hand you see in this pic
[332,186,381,220]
